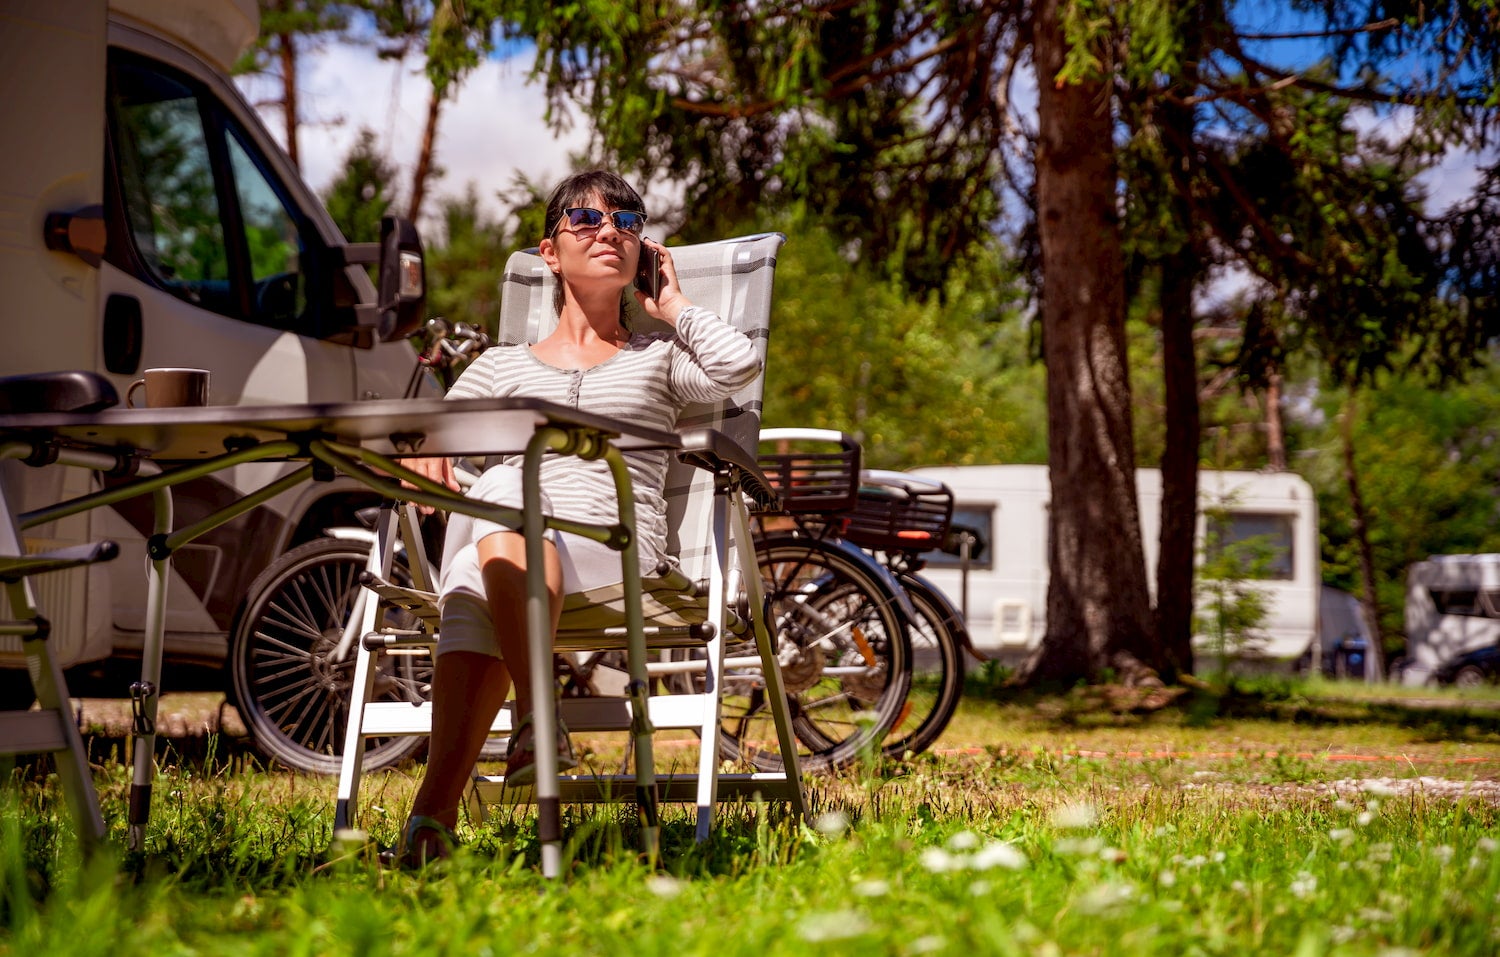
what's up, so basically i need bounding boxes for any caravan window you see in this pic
[1428,589,1500,618]
[923,504,994,570]
[1206,512,1295,581]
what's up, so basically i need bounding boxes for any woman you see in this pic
[397,170,761,864]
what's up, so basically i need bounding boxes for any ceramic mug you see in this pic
[126,367,210,408]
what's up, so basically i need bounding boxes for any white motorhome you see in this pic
[1401,555,1500,686]
[1,0,429,692]
[909,465,1322,666]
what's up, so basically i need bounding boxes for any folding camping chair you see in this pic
[335,233,804,874]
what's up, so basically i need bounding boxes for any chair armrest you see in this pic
[677,428,779,511]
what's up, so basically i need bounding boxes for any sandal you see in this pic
[505,710,578,786]
[380,814,457,869]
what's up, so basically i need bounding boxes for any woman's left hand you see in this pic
[635,238,692,325]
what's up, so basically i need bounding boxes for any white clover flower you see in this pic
[1331,925,1357,945]
[1362,781,1398,798]
[813,811,850,837]
[1055,836,1103,857]
[852,879,890,898]
[1333,799,1355,811]
[1329,828,1355,844]
[1158,870,1177,888]
[796,910,869,943]
[947,830,980,851]
[909,936,947,954]
[969,880,992,897]
[1478,837,1498,854]
[1051,802,1098,830]
[1366,799,1382,812]
[1212,851,1226,864]
[1078,881,1136,914]
[1154,824,1178,837]
[972,840,1028,871]
[1231,880,1249,894]
[1290,872,1318,899]
[646,875,686,899]
[1098,846,1128,864]
[1432,845,1456,863]
[1357,811,1374,827]
[1358,908,1395,923]
[921,847,960,873]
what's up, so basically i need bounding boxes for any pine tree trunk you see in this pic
[1265,371,1287,470]
[278,30,299,171]
[1027,0,1159,686]
[1341,392,1387,681]
[408,90,444,222]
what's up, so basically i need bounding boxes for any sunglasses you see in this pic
[553,207,648,237]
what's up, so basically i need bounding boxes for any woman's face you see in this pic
[541,191,642,294]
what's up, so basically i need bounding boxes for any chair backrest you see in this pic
[496,233,784,581]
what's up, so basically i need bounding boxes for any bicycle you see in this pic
[842,469,973,758]
[224,319,491,773]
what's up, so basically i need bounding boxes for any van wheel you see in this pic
[1453,664,1489,689]
[228,538,430,774]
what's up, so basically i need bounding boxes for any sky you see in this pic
[235,42,590,238]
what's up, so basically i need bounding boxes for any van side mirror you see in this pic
[377,216,425,342]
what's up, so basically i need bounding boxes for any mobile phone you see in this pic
[635,246,663,299]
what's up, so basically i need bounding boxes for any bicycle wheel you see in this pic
[228,538,431,774]
[718,536,911,773]
[881,575,965,758]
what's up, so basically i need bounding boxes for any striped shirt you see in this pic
[444,305,761,570]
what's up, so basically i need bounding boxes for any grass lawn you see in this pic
[5,678,1500,956]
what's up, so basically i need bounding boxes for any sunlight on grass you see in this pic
[5,680,1500,955]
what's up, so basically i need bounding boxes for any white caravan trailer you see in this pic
[1401,555,1500,686]
[908,465,1322,666]
[0,0,430,691]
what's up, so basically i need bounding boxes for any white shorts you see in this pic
[435,464,623,659]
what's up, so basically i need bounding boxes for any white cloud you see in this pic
[235,44,589,231]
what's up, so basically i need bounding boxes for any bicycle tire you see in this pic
[715,536,912,773]
[880,574,965,758]
[228,538,431,774]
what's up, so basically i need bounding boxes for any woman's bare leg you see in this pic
[408,650,511,830]
[477,531,563,722]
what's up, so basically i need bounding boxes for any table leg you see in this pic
[128,487,172,852]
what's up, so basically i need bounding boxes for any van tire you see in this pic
[228,538,430,774]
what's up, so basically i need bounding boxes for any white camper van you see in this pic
[1401,555,1500,686]
[909,465,1322,665]
[0,0,429,693]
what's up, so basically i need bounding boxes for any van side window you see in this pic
[1207,512,1295,581]
[106,49,321,331]
[108,59,233,311]
[1431,589,1485,617]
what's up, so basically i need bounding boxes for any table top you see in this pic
[0,397,682,461]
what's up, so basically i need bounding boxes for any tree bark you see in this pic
[1152,6,1203,680]
[408,89,444,222]
[1027,0,1158,686]
[1265,371,1287,470]
[1341,392,1387,681]
[277,28,300,171]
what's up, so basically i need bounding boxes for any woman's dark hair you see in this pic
[542,170,646,240]
[543,170,647,319]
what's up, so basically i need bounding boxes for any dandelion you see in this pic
[1051,801,1098,830]
[852,879,890,898]
[972,840,1028,871]
[646,875,685,899]
[813,810,850,837]
[797,910,869,943]
[947,830,980,851]
[1290,872,1317,899]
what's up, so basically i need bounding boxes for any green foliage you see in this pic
[322,127,398,244]
[1194,501,1278,673]
[1300,361,1500,644]
[763,225,1043,469]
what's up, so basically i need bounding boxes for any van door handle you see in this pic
[104,294,143,375]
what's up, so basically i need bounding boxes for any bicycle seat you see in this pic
[0,371,119,414]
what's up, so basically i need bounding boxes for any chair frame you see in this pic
[335,233,804,875]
